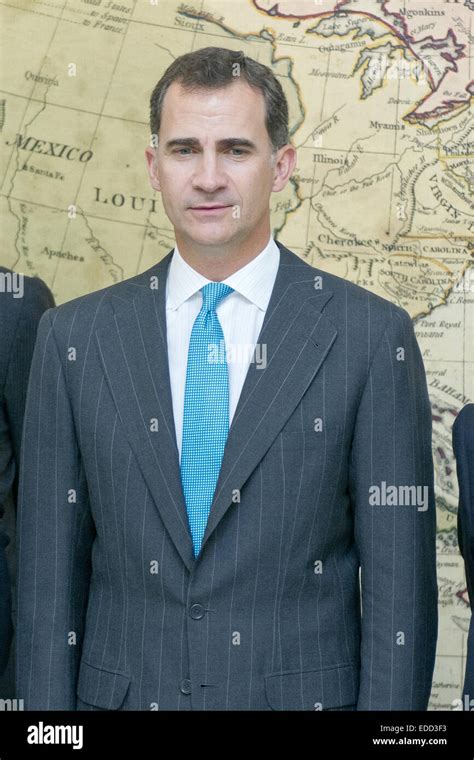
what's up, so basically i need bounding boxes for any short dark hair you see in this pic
[149,47,289,152]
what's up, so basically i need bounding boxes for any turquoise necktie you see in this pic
[180,281,235,557]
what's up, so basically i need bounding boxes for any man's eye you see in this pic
[172,147,248,156]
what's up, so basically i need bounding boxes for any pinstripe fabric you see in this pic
[0,270,54,681]
[15,241,438,711]
[454,404,474,702]
[180,283,234,557]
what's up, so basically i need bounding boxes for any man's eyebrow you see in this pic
[164,137,257,151]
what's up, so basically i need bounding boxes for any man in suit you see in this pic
[454,404,474,704]
[0,267,54,683]
[16,47,437,711]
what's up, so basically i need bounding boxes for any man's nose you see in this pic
[192,153,227,193]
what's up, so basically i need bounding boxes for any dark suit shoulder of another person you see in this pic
[0,268,55,466]
[454,404,474,600]
[453,404,474,701]
[0,266,54,677]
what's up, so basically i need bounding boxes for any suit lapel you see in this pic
[95,242,338,569]
[201,243,338,551]
[95,252,196,568]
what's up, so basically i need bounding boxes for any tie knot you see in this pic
[201,282,234,313]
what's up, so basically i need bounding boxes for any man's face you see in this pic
[145,79,295,251]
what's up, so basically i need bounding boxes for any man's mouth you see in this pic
[190,204,232,216]
[191,204,231,210]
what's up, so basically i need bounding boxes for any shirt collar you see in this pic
[166,235,280,312]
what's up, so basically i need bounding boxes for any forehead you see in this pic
[160,79,267,137]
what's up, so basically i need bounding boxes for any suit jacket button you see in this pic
[180,678,192,695]
[190,603,205,619]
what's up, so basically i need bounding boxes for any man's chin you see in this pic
[183,228,240,249]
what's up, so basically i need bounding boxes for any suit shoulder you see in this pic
[301,256,410,327]
[279,244,408,318]
[0,268,53,316]
[453,404,474,455]
[0,271,55,366]
[44,265,158,336]
[20,276,56,328]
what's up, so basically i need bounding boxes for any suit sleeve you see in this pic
[0,395,14,676]
[0,529,12,677]
[454,404,474,608]
[0,276,54,677]
[15,308,96,710]
[349,306,438,710]
[4,276,56,483]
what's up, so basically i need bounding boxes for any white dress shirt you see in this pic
[166,235,280,463]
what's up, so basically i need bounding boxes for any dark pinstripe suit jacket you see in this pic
[0,268,54,676]
[16,241,438,710]
[454,404,474,702]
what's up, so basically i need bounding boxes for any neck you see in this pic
[175,226,271,280]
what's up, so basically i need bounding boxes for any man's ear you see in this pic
[271,144,297,193]
[145,146,161,192]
